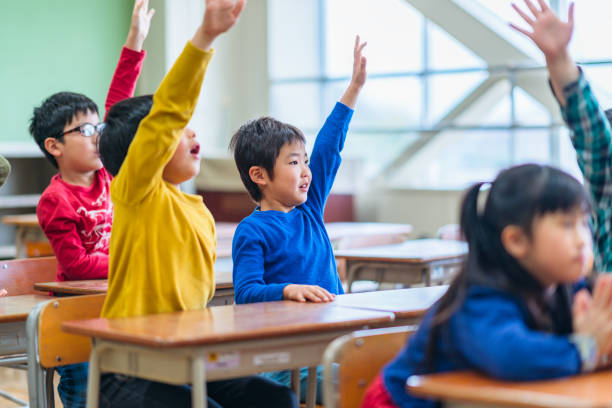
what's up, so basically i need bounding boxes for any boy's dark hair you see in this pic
[99,95,153,176]
[229,117,306,202]
[29,92,99,168]
[422,164,592,371]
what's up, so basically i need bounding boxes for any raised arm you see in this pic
[510,0,577,105]
[104,0,155,115]
[307,36,367,212]
[510,1,612,271]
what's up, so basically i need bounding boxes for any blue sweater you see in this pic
[385,285,582,408]
[232,102,353,304]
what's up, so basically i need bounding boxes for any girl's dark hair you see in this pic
[98,95,153,176]
[229,117,306,202]
[423,164,591,369]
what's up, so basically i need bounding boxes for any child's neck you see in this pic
[59,168,97,187]
[259,198,295,213]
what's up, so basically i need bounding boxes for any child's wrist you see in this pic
[570,333,599,372]
[125,32,145,52]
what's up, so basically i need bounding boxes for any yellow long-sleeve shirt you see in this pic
[101,42,216,318]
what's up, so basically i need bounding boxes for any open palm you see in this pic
[510,0,574,60]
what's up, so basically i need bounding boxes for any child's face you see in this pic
[518,208,593,286]
[162,127,201,186]
[260,141,311,212]
[54,110,103,173]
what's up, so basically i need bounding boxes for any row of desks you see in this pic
[3,288,612,408]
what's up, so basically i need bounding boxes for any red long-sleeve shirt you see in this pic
[37,46,145,281]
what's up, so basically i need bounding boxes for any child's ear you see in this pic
[249,166,267,187]
[501,225,529,259]
[43,137,63,159]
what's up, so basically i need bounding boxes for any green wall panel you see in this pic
[0,0,132,142]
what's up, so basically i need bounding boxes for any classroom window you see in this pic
[267,0,612,188]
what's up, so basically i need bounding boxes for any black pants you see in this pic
[99,374,298,408]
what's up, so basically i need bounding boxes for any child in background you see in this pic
[97,0,297,406]
[361,164,612,408]
[28,1,154,406]
[510,0,612,273]
[229,36,366,403]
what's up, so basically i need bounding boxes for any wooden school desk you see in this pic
[63,301,394,408]
[334,239,467,292]
[407,370,612,408]
[1,213,51,258]
[34,270,235,306]
[332,285,447,325]
[0,294,51,363]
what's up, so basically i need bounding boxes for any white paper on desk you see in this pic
[206,351,240,370]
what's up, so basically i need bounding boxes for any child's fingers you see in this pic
[511,3,535,25]
[134,0,144,13]
[593,276,612,310]
[509,22,532,38]
[523,0,541,17]
[567,2,574,26]
[535,0,550,12]
[232,0,246,19]
[572,289,591,320]
[147,8,156,20]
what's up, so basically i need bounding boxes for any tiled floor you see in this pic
[0,367,62,407]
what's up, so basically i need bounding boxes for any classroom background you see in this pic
[2,0,611,253]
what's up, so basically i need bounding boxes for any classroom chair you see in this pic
[322,325,415,408]
[26,294,106,408]
[0,256,57,295]
[0,256,59,406]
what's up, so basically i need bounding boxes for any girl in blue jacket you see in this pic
[362,163,612,407]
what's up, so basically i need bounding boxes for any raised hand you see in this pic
[340,35,368,109]
[126,0,156,52]
[283,284,336,303]
[510,0,574,61]
[573,275,612,367]
[192,0,245,51]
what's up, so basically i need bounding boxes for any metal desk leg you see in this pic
[191,355,206,408]
[306,366,317,408]
[85,342,101,408]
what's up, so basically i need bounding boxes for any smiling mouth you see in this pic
[190,144,200,155]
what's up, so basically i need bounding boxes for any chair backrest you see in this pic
[24,240,54,258]
[322,325,415,408]
[0,256,57,295]
[26,294,105,408]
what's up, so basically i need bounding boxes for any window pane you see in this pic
[581,65,612,109]
[428,21,486,70]
[342,133,418,178]
[389,130,512,189]
[427,72,488,124]
[268,0,319,79]
[270,83,320,130]
[514,87,551,126]
[323,78,422,128]
[558,128,583,182]
[515,129,549,163]
[571,3,612,61]
[325,0,423,76]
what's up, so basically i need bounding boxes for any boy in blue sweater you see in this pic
[229,36,367,401]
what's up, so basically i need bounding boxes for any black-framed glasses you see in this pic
[58,122,106,138]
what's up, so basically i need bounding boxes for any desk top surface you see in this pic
[407,370,612,408]
[1,213,39,227]
[0,294,52,323]
[35,271,234,295]
[63,301,394,347]
[333,286,447,319]
[334,239,468,263]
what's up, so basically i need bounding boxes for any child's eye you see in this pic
[289,160,298,165]
[305,159,310,165]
